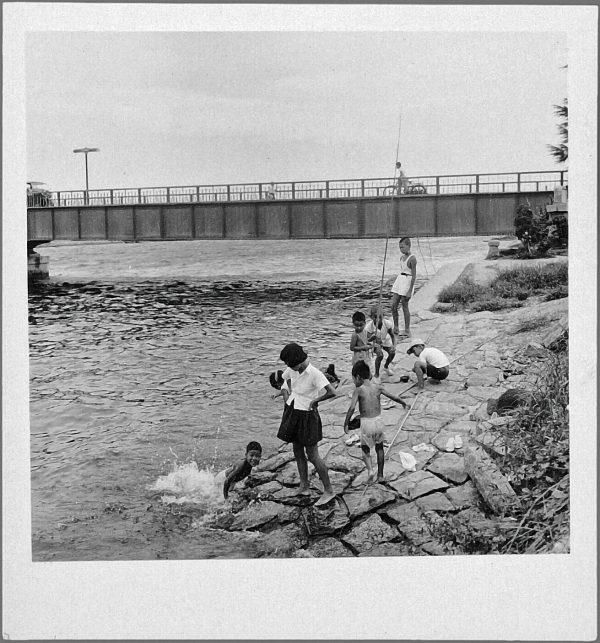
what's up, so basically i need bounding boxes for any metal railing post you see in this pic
[475,175,480,194]
[517,173,521,192]
[326,181,330,198]
[57,192,61,207]
[435,176,440,195]
[292,182,296,199]
[360,179,365,197]
[167,187,171,204]
[560,171,564,186]
[226,184,231,201]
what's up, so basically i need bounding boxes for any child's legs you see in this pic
[292,441,309,489]
[413,360,426,384]
[375,443,385,479]
[305,444,333,493]
[390,293,401,331]
[361,444,373,475]
[399,296,411,332]
[383,346,395,368]
[373,346,383,375]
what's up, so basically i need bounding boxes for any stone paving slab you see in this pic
[340,513,399,553]
[446,481,480,510]
[341,486,397,519]
[426,452,468,484]
[307,536,354,557]
[387,470,449,500]
[415,492,456,512]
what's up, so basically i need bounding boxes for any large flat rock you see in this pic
[426,452,468,484]
[259,523,308,556]
[466,367,503,387]
[446,481,480,510]
[357,541,422,556]
[341,486,397,519]
[256,452,295,473]
[382,501,435,546]
[340,513,399,553]
[301,503,351,536]
[307,537,354,558]
[386,470,448,500]
[415,492,456,512]
[229,500,298,531]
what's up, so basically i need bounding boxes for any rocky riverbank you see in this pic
[196,256,568,557]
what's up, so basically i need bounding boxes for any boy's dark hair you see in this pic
[246,441,262,453]
[352,359,371,380]
[399,236,411,244]
[352,311,366,323]
[269,370,284,390]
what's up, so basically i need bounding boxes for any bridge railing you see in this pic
[40,170,567,208]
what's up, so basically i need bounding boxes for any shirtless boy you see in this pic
[343,360,407,482]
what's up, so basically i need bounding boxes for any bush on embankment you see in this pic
[437,262,568,312]
[494,331,569,553]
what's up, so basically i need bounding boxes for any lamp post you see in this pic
[73,147,99,205]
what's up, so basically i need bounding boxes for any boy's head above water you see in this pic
[352,310,366,333]
[351,359,371,384]
[245,441,262,466]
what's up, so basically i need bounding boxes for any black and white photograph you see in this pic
[3,4,596,640]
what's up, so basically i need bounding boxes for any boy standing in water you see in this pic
[391,237,417,338]
[344,360,407,483]
[219,441,263,499]
[365,305,397,379]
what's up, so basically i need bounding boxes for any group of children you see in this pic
[220,237,451,506]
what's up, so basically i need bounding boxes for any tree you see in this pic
[547,98,568,164]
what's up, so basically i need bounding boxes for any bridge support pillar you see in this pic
[28,242,50,281]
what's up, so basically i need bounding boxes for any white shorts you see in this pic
[391,273,414,297]
[360,416,385,449]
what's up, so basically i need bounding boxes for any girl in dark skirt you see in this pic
[278,342,337,507]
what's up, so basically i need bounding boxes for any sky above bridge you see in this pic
[25,9,567,193]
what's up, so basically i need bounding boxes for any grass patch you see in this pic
[437,262,568,312]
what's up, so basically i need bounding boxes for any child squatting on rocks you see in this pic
[277,342,337,507]
[390,237,417,338]
[344,360,407,483]
[365,305,397,380]
[406,338,450,389]
[217,441,263,499]
[350,311,375,370]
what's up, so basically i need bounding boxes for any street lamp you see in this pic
[73,147,100,204]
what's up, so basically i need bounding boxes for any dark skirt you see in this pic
[277,401,323,446]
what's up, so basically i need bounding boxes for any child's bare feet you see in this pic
[314,490,336,507]
[377,475,386,483]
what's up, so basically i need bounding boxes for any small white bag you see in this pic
[398,451,417,472]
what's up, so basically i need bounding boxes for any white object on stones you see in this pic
[454,435,463,449]
[397,451,418,472]
[445,437,455,452]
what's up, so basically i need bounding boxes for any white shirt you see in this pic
[365,318,394,348]
[282,363,329,411]
[420,347,450,368]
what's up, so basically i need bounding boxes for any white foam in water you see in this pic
[148,461,226,506]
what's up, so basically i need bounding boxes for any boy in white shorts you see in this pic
[343,360,407,483]
[390,237,417,338]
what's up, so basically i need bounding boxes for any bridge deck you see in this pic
[28,190,554,243]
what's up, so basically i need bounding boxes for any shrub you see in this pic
[493,338,569,553]
[438,276,487,306]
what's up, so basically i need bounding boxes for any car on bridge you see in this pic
[27,181,54,207]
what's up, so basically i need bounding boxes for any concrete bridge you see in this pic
[27,170,564,279]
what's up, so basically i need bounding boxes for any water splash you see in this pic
[148,461,225,507]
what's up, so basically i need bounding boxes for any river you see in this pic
[29,236,487,560]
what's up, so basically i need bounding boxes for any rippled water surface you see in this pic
[29,237,486,559]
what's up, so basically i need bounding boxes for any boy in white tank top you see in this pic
[390,237,417,338]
